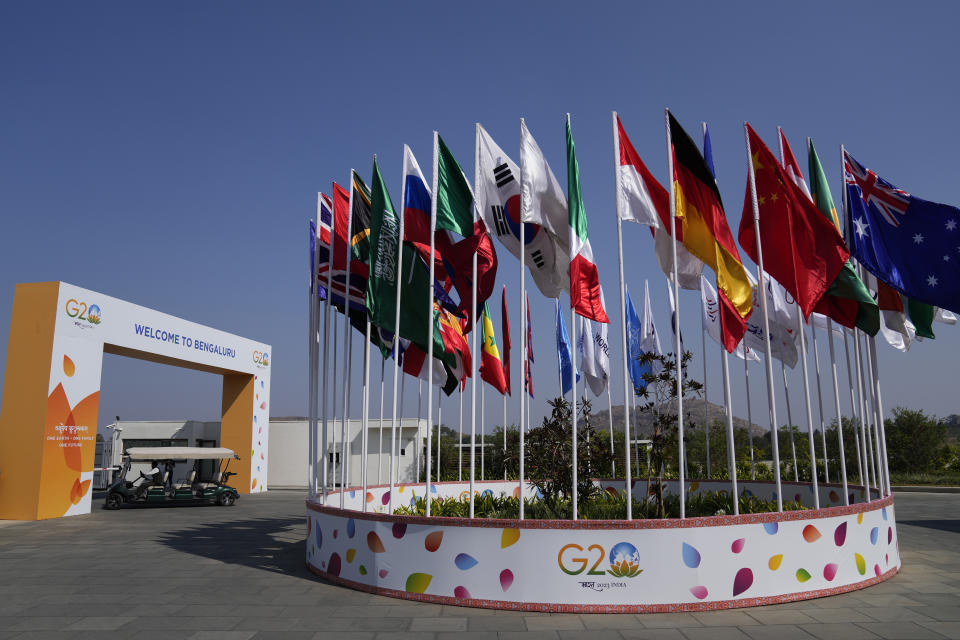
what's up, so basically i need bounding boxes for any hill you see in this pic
[591,397,766,437]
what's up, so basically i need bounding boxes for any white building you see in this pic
[100,417,426,489]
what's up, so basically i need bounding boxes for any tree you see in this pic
[523,396,613,517]
[634,350,702,518]
[884,407,948,473]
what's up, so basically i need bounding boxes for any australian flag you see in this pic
[845,150,960,314]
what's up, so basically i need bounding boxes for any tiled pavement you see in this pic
[0,491,958,640]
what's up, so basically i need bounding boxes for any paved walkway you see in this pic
[0,491,958,640]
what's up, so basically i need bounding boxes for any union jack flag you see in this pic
[844,152,910,227]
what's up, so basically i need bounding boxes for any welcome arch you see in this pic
[0,281,271,520]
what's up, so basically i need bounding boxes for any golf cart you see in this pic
[104,446,241,509]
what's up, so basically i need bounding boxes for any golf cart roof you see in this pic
[124,447,240,461]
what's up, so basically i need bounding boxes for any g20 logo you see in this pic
[558,541,643,578]
[65,299,102,325]
[253,350,270,366]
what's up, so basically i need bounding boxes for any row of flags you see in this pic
[315,110,960,413]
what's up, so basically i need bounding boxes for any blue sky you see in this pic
[2,1,958,435]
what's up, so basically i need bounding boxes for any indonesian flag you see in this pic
[615,113,663,227]
[566,116,609,323]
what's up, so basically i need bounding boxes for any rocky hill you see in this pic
[591,397,766,438]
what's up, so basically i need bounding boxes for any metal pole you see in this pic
[869,336,891,496]
[378,357,385,485]
[702,318,710,479]
[796,310,820,508]
[437,392,442,482]
[744,123,783,511]
[743,355,755,479]
[361,320,372,511]
[843,330,864,491]
[570,304,578,520]
[607,385,615,479]
[424,132,439,517]
[852,330,874,495]
[811,323,830,483]
[721,347,739,515]
[611,111,633,518]
[459,388,463,482]
[781,361,798,481]
[827,319,850,505]
[518,120,528,520]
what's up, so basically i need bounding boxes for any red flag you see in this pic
[738,124,850,318]
[501,286,511,396]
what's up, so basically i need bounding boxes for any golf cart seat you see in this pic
[195,471,222,490]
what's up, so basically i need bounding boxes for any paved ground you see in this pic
[1,491,958,640]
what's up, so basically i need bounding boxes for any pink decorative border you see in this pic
[305,562,899,613]
[306,481,894,531]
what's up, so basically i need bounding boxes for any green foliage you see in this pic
[884,407,949,473]
[522,397,614,514]
[393,488,800,519]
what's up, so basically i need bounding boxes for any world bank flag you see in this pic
[844,150,960,314]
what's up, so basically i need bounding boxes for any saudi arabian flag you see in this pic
[566,116,609,323]
[808,138,880,336]
[367,157,401,339]
[436,135,475,238]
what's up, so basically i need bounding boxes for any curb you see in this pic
[893,485,960,494]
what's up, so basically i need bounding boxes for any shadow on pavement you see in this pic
[158,516,310,577]
[898,519,960,534]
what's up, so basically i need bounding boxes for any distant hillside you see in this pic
[592,397,765,437]
[946,414,960,442]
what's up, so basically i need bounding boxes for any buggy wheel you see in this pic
[104,493,123,510]
[217,492,236,507]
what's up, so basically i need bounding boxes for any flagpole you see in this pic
[458,388,463,482]
[852,329,874,494]
[744,122,783,511]
[503,393,507,481]
[743,355,755,479]
[321,198,334,502]
[470,123,482,518]
[437,392,442,482]
[388,150,409,514]
[810,323,830,483]
[861,330,883,496]
[481,382,486,482]
[796,308,820,508]
[701,316,710,479]
[340,174,356,505]
[398,373,406,487]
[378,357,385,485]
[611,112,633,518]
[308,218,317,502]
[424,132,439,517]
[331,303,340,490]
[606,385,615,479]
[416,379,422,483]
[518,118,528,521]
[826,319,850,505]
[843,330,864,492]
[361,320,372,511]
[781,362,798,481]
[570,303,578,520]
[868,336,891,496]
[664,109,686,519]
[721,346,739,515]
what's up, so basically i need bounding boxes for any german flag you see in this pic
[668,111,752,352]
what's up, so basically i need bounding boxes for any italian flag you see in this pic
[566,116,609,323]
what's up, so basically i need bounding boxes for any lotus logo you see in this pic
[65,299,101,325]
[607,542,643,578]
[253,350,269,367]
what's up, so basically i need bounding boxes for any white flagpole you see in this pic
[570,304,578,520]
[361,320,372,511]
[631,390,639,479]
[721,346,739,515]
[388,149,409,514]
[378,357,385,485]
[781,362,798,481]
[503,393,507,481]
[606,385,615,479]
[437,392,442,482]
[664,109,686,519]
[868,336,891,496]
[744,123,783,511]
[417,380,422,483]
[743,355,756,479]
[796,310,820,508]
[459,388,463,482]
[843,330,865,491]
[827,318,850,505]
[321,199,334,502]
[811,323,830,483]
[518,119,528,521]
[339,173,356,504]
[470,123,482,518]
[308,218,317,502]
[852,330,874,494]
[701,318,710,479]
[611,111,633,518]
[425,132,438,517]
[862,331,884,495]
[480,383,485,482]
[398,373,406,487]
[331,304,340,489]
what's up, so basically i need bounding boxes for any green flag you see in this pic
[808,139,880,336]
[367,158,401,339]
[906,296,935,339]
[435,135,474,237]
[395,244,454,367]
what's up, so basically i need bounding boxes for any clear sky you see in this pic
[2,1,958,436]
